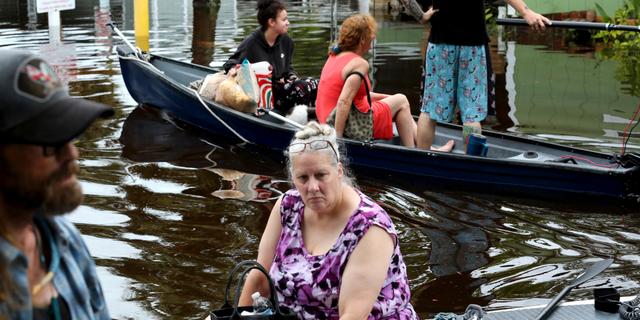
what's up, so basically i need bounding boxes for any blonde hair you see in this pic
[286,122,355,186]
[330,14,377,55]
[289,121,339,163]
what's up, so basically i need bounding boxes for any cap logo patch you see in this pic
[17,59,62,100]
[26,64,53,83]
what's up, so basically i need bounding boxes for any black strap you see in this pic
[345,71,372,108]
[222,260,256,309]
[221,260,285,317]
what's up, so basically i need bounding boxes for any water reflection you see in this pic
[120,106,285,202]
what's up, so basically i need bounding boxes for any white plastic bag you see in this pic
[235,59,260,105]
[198,71,226,100]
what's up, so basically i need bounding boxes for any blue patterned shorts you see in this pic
[421,43,488,123]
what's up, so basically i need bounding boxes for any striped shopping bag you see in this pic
[252,62,273,111]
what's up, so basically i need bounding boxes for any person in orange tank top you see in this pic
[315,14,454,150]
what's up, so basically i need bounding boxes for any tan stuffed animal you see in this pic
[198,71,226,100]
[214,72,257,113]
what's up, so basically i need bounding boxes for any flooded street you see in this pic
[1,0,640,319]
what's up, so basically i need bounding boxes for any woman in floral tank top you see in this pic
[238,121,418,319]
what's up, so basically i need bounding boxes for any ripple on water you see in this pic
[122,233,162,242]
[83,235,142,259]
[478,262,576,296]
[144,208,182,222]
[80,180,124,198]
[96,266,160,320]
[617,231,640,241]
[68,205,130,227]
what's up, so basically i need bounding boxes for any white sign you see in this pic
[36,0,75,14]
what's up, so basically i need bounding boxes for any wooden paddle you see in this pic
[534,258,614,320]
[497,18,640,33]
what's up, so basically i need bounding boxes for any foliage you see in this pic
[485,7,494,22]
[484,5,497,35]
[593,0,640,96]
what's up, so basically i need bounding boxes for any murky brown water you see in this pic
[2,0,640,319]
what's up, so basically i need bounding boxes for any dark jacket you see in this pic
[222,28,296,81]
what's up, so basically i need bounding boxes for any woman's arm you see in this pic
[395,0,438,24]
[238,196,284,306]
[338,226,395,320]
[335,59,369,137]
[505,0,550,30]
[397,0,423,22]
[222,36,252,73]
[334,77,361,137]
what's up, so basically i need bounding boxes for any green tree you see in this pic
[594,0,640,96]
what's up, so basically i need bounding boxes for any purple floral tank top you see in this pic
[269,189,419,320]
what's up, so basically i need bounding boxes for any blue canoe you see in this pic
[116,45,640,205]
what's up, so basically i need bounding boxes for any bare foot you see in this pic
[430,139,455,152]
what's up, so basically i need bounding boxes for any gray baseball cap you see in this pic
[0,49,114,145]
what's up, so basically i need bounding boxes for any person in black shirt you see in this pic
[399,0,549,152]
[223,0,317,116]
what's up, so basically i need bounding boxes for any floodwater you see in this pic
[1,0,640,319]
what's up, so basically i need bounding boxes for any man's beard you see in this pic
[0,160,84,216]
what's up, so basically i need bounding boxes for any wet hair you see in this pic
[286,121,355,186]
[329,13,377,55]
[257,0,286,31]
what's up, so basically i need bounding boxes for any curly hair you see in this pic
[331,14,377,55]
[256,0,286,31]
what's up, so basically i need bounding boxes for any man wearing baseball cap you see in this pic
[0,49,112,318]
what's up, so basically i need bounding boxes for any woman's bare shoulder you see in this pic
[341,55,369,79]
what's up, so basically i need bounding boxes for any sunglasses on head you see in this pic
[288,140,339,161]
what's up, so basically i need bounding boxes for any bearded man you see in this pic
[0,49,113,319]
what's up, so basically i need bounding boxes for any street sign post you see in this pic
[36,0,76,44]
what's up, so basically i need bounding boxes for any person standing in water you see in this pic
[399,0,550,151]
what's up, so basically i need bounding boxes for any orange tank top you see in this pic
[315,52,371,123]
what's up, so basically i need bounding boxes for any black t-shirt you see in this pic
[429,0,489,46]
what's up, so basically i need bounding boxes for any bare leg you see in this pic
[382,94,416,147]
[418,112,454,152]
[417,112,434,149]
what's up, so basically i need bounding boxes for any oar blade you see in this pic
[569,258,614,288]
[534,258,613,320]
